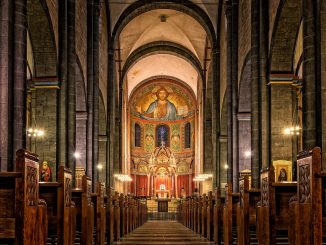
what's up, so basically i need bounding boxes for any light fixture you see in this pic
[284,126,301,135]
[73,152,80,159]
[244,151,251,158]
[115,174,132,182]
[224,164,228,169]
[193,173,213,182]
[97,164,103,170]
[27,128,45,137]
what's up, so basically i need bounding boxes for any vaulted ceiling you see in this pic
[110,1,219,99]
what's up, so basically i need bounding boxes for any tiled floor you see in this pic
[113,221,214,245]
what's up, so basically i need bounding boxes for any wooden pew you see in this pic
[106,189,115,244]
[39,165,75,245]
[119,193,126,237]
[257,166,297,244]
[288,147,322,244]
[201,194,208,237]
[223,183,233,245]
[214,188,224,244]
[113,192,121,241]
[91,182,106,245]
[72,175,94,245]
[206,191,214,241]
[0,149,47,244]
[237,176,260,245]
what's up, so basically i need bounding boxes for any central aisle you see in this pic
[113,221,214,245]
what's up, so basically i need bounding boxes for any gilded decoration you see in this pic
[129,79,196,197]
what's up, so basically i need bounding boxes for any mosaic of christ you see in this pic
[131,82,194,121]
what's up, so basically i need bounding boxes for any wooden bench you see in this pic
[257,166,297,244]
[237,176,260,245]
[288,147,322,244]
[223,183,233,245]
[91,182,106,245]
[201,194,208,237]
[0,149,47,244]
[214,188,224,244]
[39,165,75,245]
[106,189,115,244]
[72,175,94,245]
[206,191,214,241]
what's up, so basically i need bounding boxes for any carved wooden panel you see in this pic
[225,185,229,206]
[87,179,92,206]
[64,173,72,207]
[26,165,38,206]
[298,156,312,203]
[239,178,244,208]
[261,173,269,207]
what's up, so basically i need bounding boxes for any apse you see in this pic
[128,78,197,198]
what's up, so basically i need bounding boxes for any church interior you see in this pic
[0,0,325,244]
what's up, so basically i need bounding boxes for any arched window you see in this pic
[156,125,169,147]
[184,123,191,148]
[135,123,141,147]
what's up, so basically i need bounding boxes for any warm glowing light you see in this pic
[73,152,80,159]
[114,174,132,182]
[224,164,228,169]
[97,164,103,170]
[193,173,213,182]
[244,151,251,158]
[284,126,300,136]
[26,128,45,137]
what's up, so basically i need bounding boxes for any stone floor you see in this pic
[113,221,214,245]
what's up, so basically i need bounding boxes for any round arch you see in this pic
[122,41,203,85]
[111,0,217,48]
[269,0,301,73]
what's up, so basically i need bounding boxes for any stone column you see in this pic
[67,0,76,183]
[231,0,239,192]
[107,47,116,188]
[0,0,13,171]
[302,0,321,149]
[86,0,94,178]
[12,0,27,170]
[92,0,100,187]
[260,0,270,169]
[225,1,233,184]
[57,0,68,169]
[250,0,260,188]
[212,48,220,188]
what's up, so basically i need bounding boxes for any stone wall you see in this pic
[238,0,251,83]
[75,0,87,79]
[32,88,57,180]
[320,1,326,169]
[270,84,293,162]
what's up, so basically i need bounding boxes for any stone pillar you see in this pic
[212,48,220,188]
[250,0,260,188]
[92,0,100,187]
[57,0,68,168]
[0,0,13,171]
[302,0,321,149]
[67,0,76,183]
[86,0,94,178]
[231,0,239,192]
[107,47,116,188]
[12,0,27,170]
[260,0,270,169]
[225,1,233,184]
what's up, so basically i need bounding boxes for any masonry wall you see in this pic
[32,88,57,180]
[270,85,293,162]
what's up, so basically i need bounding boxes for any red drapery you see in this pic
[177,175,191,197]
[135,175,148,196]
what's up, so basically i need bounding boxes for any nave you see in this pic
[113,221,213,245]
